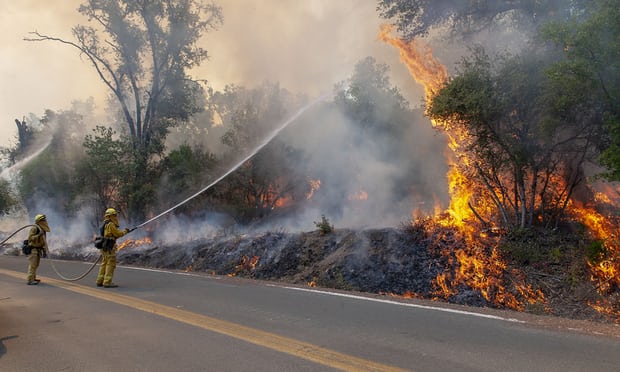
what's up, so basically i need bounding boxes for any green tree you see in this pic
[331,57,446,215]
[540,0,620,181]
[0,179,19,215]
[26,0,222,220]
[75,125,131,220]
[158,143,218,214]
[210,83,310,223]
[334,56,408,141]
[18,110,86,216]
[27,0,221,150]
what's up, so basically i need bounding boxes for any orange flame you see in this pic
[348,190,369,201]
[381,24,620,319]
[229,255,260,276]
[380,24,476,227]
[381,24,546,311]
[306,178,321,200]
[378,24,448,98]
[569,201,620,297]
[117,237,153,251]
[274,196,293,208]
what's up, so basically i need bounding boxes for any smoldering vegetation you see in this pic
[4,216,607,322]
[2,0,619,324]
[0,57,450,250]
[122,228,453,298]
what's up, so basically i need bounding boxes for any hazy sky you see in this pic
[0,0,427,148]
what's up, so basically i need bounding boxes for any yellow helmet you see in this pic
[35,214,46,223]
[105,208,117,216]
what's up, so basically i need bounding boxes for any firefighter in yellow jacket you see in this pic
[27,214,50,285]
[96,208,131,288]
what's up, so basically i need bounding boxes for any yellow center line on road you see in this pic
[0,268,411,372]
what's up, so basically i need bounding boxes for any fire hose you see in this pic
[1,224,101,282]
[2,94,329,282]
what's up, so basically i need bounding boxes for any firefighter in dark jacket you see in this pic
[27,214,50,285]
[96,208,130,288]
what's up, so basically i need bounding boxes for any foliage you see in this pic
[25,0,223,220]
[158,143,218,214]
[334,56,408,138]
[331,56,447,216]
[26,0,222,149]
[428,47,598,228]
[586,240,607,264]
[377,0,588,40]
[75,125,132,219]
[209,83,310,223]
[540,0,620,181]
[18,110,85,215]
[498,226,591,291]
[0,179,19,215]
[314,215,334,235]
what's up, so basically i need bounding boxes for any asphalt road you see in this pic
[1,255,619,372]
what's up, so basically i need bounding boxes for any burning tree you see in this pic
[380,5,619,316]
[427,48,601,229]
[207,83,311,223]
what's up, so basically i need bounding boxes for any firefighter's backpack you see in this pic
[21,240,31,255]
[22,225,42,255]
[94,221,115,250]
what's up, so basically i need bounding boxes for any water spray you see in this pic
[0,137,53,180]
[1,94,328,283]
[133,93,330,230]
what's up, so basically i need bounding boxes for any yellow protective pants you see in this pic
[96,249,117,286]
[27,248,41,282]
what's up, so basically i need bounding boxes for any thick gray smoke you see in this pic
[0,0,547,249]
[275,105,448,230]
[159,84,449,240]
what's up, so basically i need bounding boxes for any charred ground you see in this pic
[3,221,617,325]
[114,221,618,325]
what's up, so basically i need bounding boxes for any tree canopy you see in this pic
[428,48,598,228]
[26,0,222,152]
[209,83,309,223]
[377,0,587,40]
[540,0,620,181]
[25,0,223,221]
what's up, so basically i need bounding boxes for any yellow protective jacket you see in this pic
[103,219,128,249]
[28,225,46,248]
